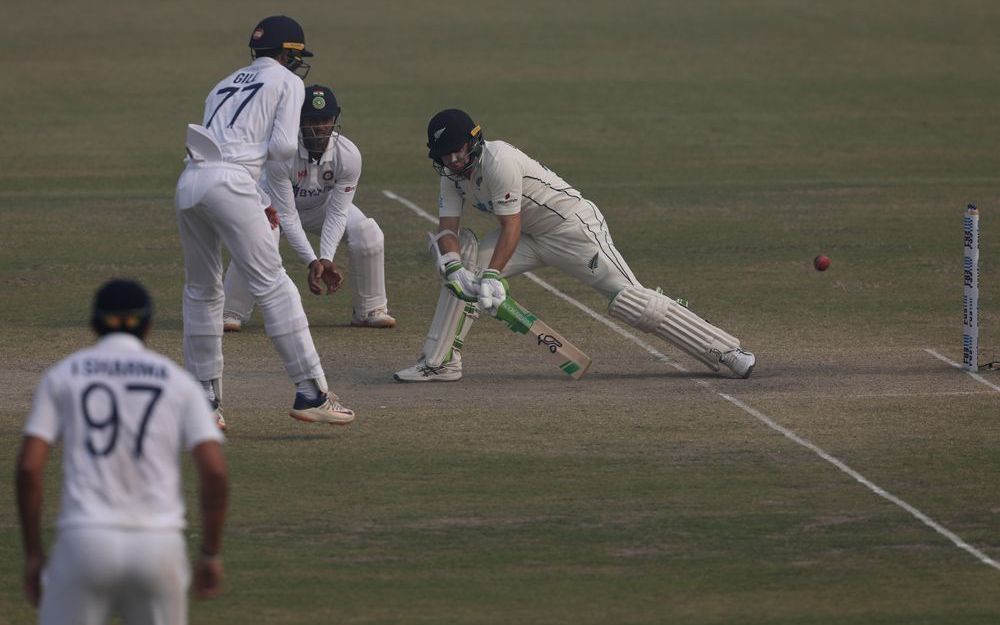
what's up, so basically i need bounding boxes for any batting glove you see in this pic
[477,269,506,316]
[439,252,479,302]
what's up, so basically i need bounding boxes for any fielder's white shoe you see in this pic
[211,399,227,431]
[719,347,756,379]
[289,392,355,425]
[351,307,397,329]
[222,313,242,333]
[393,354,462,382]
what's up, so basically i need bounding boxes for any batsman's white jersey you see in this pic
[175,56,327,391]
[224,132,391,322]
[24,333,222,624]
[402,137,753,379]
[440,139,638,299]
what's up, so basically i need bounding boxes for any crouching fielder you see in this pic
[393,109,755,382]
[222,84,395,332]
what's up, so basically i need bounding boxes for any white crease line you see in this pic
[720,394,1000,571]
[384,189,1000,571]
[923,348,1000,393]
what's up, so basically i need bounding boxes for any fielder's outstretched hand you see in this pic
[478,269,506,316]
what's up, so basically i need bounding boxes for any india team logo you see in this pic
[312,95,326,110]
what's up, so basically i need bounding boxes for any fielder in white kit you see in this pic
[174,16,354,428]
[221,84,396,331]
[16,280,228,625]
[394,109,755,381]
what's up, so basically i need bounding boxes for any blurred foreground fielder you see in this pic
[16,280,228,625]
[394,109,755,381]
[222,84,395,330]
[174,16,354,428]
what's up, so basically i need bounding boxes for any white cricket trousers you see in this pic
[223,203,388,321]
[175,162,324,384]
[39,527,189,625]
[480,200,639,299]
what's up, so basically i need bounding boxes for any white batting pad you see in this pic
[347,217,388,316]
[608,286,739,371]
[422,286,480,367]
[419,227,481,367]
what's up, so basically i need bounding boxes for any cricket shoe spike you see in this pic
[289,392,355,425]
[351,307,397,328]
[211,399,227,431]
[222,313,242,333]
[718,347,755,379]
[393,353,462,382]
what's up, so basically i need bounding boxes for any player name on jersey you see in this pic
[70,359,169,379]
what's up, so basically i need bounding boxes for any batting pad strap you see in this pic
[608,286,739,371]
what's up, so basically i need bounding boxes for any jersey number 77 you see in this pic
[206,83,263,129]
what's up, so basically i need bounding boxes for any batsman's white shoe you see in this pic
[289,392,355,425]
[393,354,462,382]
[719,347,756,379]
[222,313,242,333]
[351,307,397,329]
[211,400,227,431]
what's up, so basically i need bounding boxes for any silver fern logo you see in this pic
[587,254,599,273]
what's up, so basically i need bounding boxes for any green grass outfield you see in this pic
[3,1,1000,623]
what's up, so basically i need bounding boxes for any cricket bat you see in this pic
[494,296,592,379]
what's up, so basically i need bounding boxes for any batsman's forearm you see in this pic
[16,468,44,558]
[486,210,522,272]
[488,224,519,272]
[436,217,462,255]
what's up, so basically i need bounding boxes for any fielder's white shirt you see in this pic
[198,57,304,181]
[23,334,223,531]
[262,133,362,265]
[438,140,587,234]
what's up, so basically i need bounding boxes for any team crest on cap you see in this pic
[312,95,326,110]
[433,127,446,141]
[252,27,264,40]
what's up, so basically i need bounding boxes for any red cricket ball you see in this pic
[813,255,831,271]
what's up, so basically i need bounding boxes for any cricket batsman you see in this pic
[393,109,755,382]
